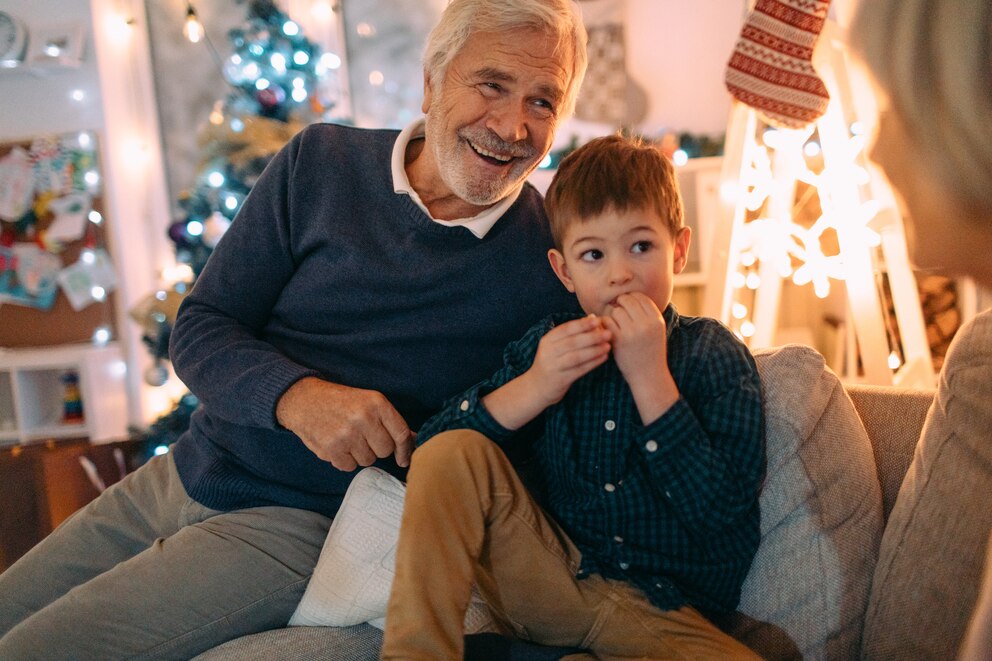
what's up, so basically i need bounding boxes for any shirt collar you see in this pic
[391,117,522,239]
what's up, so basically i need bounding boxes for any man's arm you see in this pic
[170,130,412,471]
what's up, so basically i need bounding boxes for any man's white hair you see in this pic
[423,0,588,118]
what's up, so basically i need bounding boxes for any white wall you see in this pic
[627,0,746,135]
[0,0,103,141]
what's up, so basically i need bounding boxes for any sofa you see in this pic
[195,328,991,660]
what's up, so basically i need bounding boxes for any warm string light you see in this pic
[723,119,884,342]
[183,3,205,43]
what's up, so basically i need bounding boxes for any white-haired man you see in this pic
[0,1,588,657]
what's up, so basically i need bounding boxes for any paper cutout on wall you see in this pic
[57,248,117,311]
[0,244,61,310]
[0,147,35,221]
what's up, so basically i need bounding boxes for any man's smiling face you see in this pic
[422,27,572,209]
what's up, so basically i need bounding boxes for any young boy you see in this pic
[380,135,765,660]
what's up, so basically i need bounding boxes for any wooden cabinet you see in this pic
[0,438,143,572]
[0,342,128,448]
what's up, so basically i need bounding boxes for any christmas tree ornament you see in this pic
[144,361,170,387]
[201,211,231,248]
[725,0,832,129]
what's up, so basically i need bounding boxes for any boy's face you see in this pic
[547,206,691,317]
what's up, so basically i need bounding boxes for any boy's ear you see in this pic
[547,249,576,292]
[672,226,692,275]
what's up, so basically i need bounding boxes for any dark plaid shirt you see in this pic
[417,305,765,615]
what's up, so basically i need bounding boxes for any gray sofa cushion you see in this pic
[861,309,992,659]
[727,344,884,660]
[191,624,382,661]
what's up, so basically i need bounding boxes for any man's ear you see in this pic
[547,249,575,292]
[672,226,692,275]
[422,71,433,113]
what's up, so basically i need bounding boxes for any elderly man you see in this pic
[0,0,587,658]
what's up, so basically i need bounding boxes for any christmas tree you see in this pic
[131,0,338,450]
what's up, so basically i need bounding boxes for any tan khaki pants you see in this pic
[381,430,761,660]
[0,452,332,660]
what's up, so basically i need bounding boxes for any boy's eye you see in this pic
[631,240,654,254]
[579,249,603,262]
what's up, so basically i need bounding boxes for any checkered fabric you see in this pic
[418,306,765,615]
[725,0,832,129]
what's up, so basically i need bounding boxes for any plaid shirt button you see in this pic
[645,440,658,452]
[459,399,469,412]
[604,483,616,492]
[619,562,630,570]
[613,535,623,543]
[604,420,616,431]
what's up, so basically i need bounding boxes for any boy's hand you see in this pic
[602,292,668,378]
[482,316,611,431]
[527,315,612,407]
[602,293,679,424]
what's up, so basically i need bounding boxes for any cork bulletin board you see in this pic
[0,133,117,348]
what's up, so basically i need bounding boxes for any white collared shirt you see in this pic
[391,118,522,239]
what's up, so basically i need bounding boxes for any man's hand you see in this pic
[602,293,679,424]
[276,377,413,471]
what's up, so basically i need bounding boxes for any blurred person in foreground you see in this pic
[849,1,992,659]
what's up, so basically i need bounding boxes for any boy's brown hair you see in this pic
[543,134,684,249]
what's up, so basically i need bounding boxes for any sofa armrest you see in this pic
[844,383,934,520]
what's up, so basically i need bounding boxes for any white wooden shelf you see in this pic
[0,342,128,448]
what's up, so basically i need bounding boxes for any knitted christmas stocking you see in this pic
[725,0,832,129]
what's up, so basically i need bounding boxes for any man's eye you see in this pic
[632,241,653,254]
[579,249,603,262]
[531,99,556,118]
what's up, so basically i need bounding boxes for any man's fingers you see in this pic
[346,436,378,467]
[393,431,414,468]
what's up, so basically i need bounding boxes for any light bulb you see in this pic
[183,4,204,43]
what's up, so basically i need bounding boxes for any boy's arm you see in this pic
[483,315,611,430]
[606,295,764,536]
[601,293,679,425]
[417,315,612,446]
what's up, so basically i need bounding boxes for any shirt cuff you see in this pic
[446,386,518,445]
[637,398,695,457]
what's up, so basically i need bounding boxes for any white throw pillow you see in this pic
[290,466,494,632]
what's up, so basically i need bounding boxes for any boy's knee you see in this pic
[411,430,500,473]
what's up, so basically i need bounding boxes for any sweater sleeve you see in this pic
[169,130,320,430]
[416,317,554,447]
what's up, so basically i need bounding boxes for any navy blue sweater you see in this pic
[169,123,579,516]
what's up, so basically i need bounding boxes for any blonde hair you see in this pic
[849,0,992,215]
[544,134,684,249]
[423,0,588,118]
